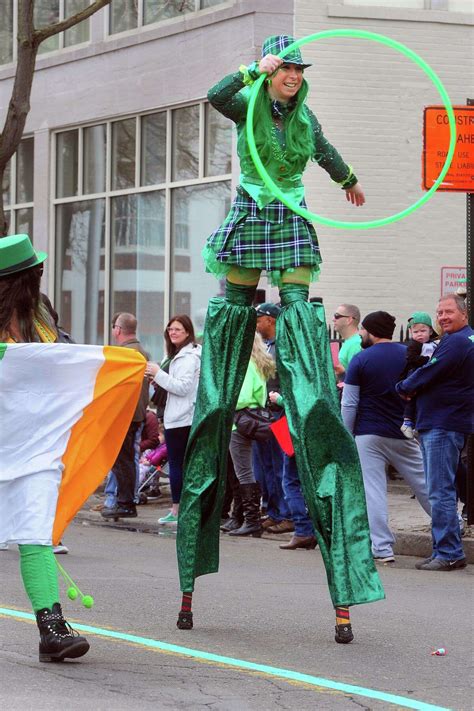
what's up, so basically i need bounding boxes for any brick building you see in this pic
[1,0,472,357]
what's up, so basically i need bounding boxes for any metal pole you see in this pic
[465,98,473,525]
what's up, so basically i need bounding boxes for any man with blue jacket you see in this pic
[342,311,431,564]
[397,294,473,571]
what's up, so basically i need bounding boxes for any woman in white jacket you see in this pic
[145,315,201,524]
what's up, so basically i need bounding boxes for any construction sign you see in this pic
[423,106,474,192]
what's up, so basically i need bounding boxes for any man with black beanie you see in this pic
[341,311,431,563]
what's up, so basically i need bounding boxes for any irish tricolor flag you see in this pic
[0,343,146,543]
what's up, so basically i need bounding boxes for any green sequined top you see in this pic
[207,71,358,209]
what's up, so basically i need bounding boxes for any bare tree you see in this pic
[0,0,112,236]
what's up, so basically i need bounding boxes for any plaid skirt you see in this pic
[203,188,322,281]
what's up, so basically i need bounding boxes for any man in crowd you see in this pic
[254,303,294,533]
[102,312,150,519]
[332,303,362,379]
[397,294,473,571]
[342,310,431,563]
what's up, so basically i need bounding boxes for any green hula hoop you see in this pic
[246,30,456,230]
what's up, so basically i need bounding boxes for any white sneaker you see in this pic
[400,424,414,439]
[53,542,69,554]
[374,555,395,564]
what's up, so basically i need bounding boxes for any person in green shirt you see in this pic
[227,333,275,538]
[333,303,362,378]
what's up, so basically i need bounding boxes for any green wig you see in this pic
[238,79,314,176]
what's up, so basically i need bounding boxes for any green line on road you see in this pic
[0,607,451,711]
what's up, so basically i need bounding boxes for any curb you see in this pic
[393,530,474,563]
[75,510,474,563]
[75,509,295,544]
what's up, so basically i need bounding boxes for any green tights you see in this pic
[19,544,60,613]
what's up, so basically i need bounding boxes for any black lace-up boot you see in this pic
[36,603,90,662]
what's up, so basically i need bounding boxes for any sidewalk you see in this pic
[76,482,474,563]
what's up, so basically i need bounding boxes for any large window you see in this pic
[36,0,91,53]
[54,104,232,357]
[109,0,228,35]
[2,138,35,240]
[0,0,91,65]
[0,1,14,64]
[342,0,473,9]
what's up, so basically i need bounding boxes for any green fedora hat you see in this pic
[0,234,47,277]
[262,35,312,68]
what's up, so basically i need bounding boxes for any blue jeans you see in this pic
[104,471,117,508]
[252,436,291,522]
[105,423,143,507]
[282,456,314,537]
[133,424,144,503]
[419,429,465,561]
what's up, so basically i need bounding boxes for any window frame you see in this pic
[329,0,474,23]
[52,100,233,344]
[3,136,35,238]
[106,0,230,38]
[1,0,92,66]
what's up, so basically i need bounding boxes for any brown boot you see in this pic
[279,535,317,550]
[266,519,295,534]
[261,517,279,530]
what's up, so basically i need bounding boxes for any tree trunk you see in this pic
[0,0,112,238]
[0,1,37,237]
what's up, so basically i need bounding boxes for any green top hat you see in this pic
[0,234,47,277]
[262,35,312,68]
[408,311,432,328]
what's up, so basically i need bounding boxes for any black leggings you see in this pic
[164,426,191,504]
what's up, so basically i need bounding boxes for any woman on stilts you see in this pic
[176,35,384,641]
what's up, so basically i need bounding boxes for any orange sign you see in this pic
[423,106,474,192]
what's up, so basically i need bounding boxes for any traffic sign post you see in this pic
[466,99,473,527]
[423,101,473,525]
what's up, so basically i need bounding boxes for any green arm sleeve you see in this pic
[307,108,358,188]
[207,72,248,124]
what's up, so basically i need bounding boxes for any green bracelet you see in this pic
[239,61,261,86]
[336,166,357,189]
[247,61,261,80]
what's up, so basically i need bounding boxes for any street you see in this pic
[0,522,472,711]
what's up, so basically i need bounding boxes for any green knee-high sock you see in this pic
[19,544,60,613]
[176,282,256,592]
[276,283,384,608]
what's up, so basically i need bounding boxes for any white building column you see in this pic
[32,127,52,293]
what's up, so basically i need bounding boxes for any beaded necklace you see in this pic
[33,315,57,343]
[271,124,287,164]
[270,99,295,167]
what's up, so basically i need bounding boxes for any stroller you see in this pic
[137,442,169,504]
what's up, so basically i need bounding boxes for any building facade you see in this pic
[1,0,472,357]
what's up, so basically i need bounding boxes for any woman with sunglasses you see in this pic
[145,316,201,524]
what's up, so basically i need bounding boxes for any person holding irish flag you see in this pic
[0,234,146,662]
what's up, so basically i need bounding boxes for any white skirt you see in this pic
[0,470,61,545]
